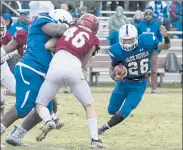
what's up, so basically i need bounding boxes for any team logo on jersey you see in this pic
[126,51,149,63]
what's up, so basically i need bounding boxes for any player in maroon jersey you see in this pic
[1,25,28,99]
[1,17,16,121]
[35,13,105,148]
[1,29,27,59]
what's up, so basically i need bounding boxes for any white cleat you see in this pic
[54,118,64,129]
[6,126,26,146]
[36,120,56,142]
[90,139,107,149]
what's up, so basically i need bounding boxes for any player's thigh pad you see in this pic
[36,62,65,106]
[67,67,93,106]
[14,65,52,118]
[108,81,127,115]
[120,80,148,118]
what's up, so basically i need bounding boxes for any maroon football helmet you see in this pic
[0,17,7,39]
[76,13,99,35]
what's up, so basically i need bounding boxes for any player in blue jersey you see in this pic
[0,4,74,146]
[98,24,170,135]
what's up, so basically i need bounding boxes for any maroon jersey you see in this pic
[56,26,100,61]
[13,30,28,57]
[0,31,12,48]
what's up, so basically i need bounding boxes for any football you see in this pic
[114,64,127,76]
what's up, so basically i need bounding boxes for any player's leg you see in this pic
[51,97,64,129]
[35,64,64,141]
[6,100,54,146]
[98,81,126,135]
[2,89,15,97]
[119,80,147,118]
[107,82,127,115]
[1,65,24,136]
[1,61,16,106]
[0,91,5,118]
[98,80,147,135]
[68,68,105,148]
[150,52,159,94]
[1,67,16,97]
[3,66,45,145]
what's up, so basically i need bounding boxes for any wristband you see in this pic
[164,36,170,44]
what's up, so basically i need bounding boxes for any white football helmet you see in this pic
[49,9,74,27]
[119,24,138,51]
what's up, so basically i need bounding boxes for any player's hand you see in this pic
[160,25,168,37]
[114,71,125,82]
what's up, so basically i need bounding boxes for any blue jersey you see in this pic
[137,19,162,42]
[20,14,57,73]
[109,33,159,79]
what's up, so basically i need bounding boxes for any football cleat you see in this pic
[6,126,26,146]
[53,118,64,129]
[36,120,56,142]
[90,138,106,149]
[98,123,109,135]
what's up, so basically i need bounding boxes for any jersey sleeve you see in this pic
[109,43,122,67]
[13,30,27,46]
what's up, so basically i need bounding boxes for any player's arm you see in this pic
[45,38,58,52]
[41,22,67,37]
[1,50,18,63]
[1,39,18,58]
[109,61,123,82]
[81,46,96,67]
[157,25,171,50]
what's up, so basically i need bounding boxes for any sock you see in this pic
[107,112,124,128]
[87,118,98,140]
[38,107,52,123]
[1,123,6,135]
[51,113,58,121]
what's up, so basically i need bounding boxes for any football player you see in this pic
[35,13,105,148]
[0,2,72,147]
[98,24,170,136]
[0,17,19,119]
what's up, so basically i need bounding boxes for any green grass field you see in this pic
[1,86,182,150]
